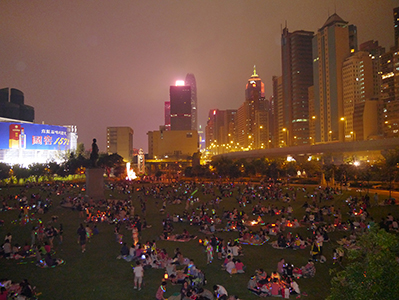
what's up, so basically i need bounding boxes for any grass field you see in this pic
[0,182,398,300]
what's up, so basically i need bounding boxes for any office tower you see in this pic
[272,75,284,147]
[185,73,198,131]
[312,13,356,143]
[359,40,386,97]
[381,50,399,137]
[342,51,374,141]
[164,101,171,130]
[236,67,266,149]
[395,7,399,48]
[170,83,191,130]
[106,127,134,162]
[281,27,314,146]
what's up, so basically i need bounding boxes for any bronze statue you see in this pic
[90,138,99,167]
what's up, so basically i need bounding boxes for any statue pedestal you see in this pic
[86,168,104,200]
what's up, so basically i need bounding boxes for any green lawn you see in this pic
[0,182,398,300]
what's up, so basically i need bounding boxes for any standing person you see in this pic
[155,282,167,300]
[58,224,64,244]
[30,226,36,246]
[206,242,213,264]
[133,260,144,291]
[374,193,379,206]
[85,225,92,242]
[77,224,87,253]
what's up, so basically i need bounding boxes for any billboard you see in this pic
[0,122,70,151]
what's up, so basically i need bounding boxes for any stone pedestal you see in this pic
[86,168,104,200]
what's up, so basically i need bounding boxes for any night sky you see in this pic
[1,0,398,153]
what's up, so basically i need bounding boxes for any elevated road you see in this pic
[214,138,399,160]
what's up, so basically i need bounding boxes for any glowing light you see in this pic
[175,80,185,86]
[125,162,137,180]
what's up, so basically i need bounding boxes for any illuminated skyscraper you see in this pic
[236,67,267,149]
[281,27,314,146]
[185,73,198,131]
[312,13,357,143]
[170,82,191,131]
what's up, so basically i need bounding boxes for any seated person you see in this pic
[234,259,245,273]
[44,253,60,267]
[247,276,261,295]
[270,278,281,296]
[225,257,235,274]
[169,272,187,285]
[197,287,215,300]
[301,260,316,278]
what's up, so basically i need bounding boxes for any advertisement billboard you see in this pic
[0,122,70,151]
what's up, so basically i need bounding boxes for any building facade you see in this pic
[185,73,198,131]
[281,28,314,146]
[342,51,374,141]
[312,13,356,143]
[106,127,134,162]
[147,130,198,159]
[170,84,192,131]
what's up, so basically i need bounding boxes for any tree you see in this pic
[328,226,399,300]
[380,148,399,199]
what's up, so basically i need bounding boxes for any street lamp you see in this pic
[350,131,356,142]
[340,117,347,142]
[282,128,289,147]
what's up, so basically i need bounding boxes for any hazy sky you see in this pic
[1,0,398,153]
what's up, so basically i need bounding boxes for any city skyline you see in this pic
[1,1,397,152]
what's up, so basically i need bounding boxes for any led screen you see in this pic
[0,122,70,151]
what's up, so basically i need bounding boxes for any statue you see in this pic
[90,138,99,167]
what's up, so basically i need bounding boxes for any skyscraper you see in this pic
[170,83,191,131]
[185,73,198,131]
[272,75,283,147]
[312,13,356,143]
[394,7,399,48]
[236,67,266,149]
[281,27,314,146]
[342,51,374,140]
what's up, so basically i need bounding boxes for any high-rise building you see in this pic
[342,51,374,141]
[164,101,171,130]
[185,74,198,131]
[359,40,386,97]
[205,109,237,154]
[312,13,356,143]
[272,75,284,147]
[106,127,134,162]
[381,50,399,137]
[170,83,191,131]
[394,7,399,48]
[236,67,266,150]
[281,27,314,146]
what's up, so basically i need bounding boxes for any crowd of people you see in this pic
[1,180,398,299]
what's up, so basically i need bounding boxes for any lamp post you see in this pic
[282,128,289,147]
[350,131,356,142]
[311,116,316,145]
[340,117,347,142]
